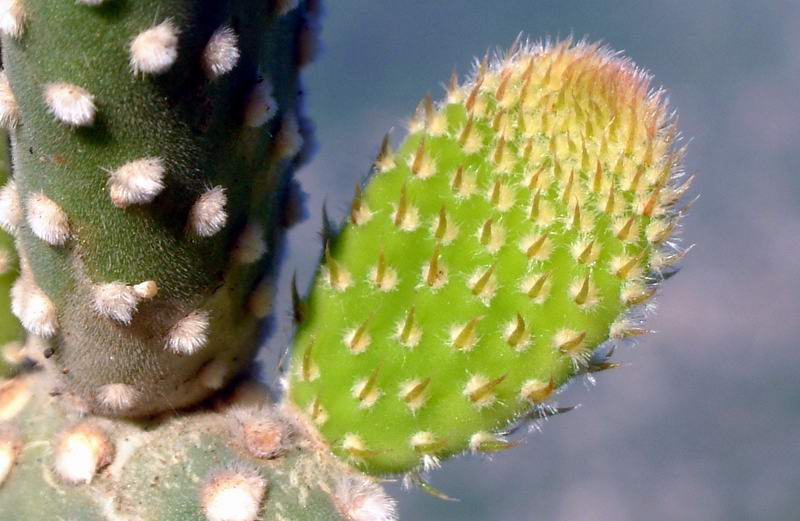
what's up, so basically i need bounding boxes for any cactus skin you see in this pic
[0,370,397,521]
[287,41,691,476]
[0,1,315,415]
[0,132,21,379]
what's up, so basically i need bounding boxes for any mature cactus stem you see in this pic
[287,41,689,475]
[1,1,312,415]
[0,370,397,521]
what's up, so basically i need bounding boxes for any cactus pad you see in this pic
[288,41,691,475]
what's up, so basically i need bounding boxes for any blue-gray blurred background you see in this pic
[261,2,800,519]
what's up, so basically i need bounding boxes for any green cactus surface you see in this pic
[287,41,691,475]
[0,370,397,521]
[0,1,316,415]
[0,131,21,379]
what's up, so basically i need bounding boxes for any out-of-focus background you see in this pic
[262,2,800,520]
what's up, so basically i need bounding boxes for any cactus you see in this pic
[286,41,690,476]
[0,370,395,521]
[0,1,692,518]
[0,0,314,416]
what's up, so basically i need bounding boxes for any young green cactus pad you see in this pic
[0,1,315,415]
[287,40,691,475]
[0,371,396,521]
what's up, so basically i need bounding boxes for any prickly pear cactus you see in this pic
[0,1,316,415]
[287,41,691,475]
[0,371,396,521]
[0,131,21,379]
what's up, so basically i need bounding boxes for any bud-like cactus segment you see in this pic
[288,40,690,475]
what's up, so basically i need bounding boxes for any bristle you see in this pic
[0,180,21,233]
[107,157,166,208]
[199,359,229,390]
[188,186,228,237]
[275,113,303,160]
[0,0,25,39]
[0,431,20,487]
[129,20,180,75]
[97,383,140,411]
[244,80,278,127]
[519,378,555,403]
[274,0,299,16]
[333,475,397,521]
[54,423,114,484]
[43,83,96,127]
[202,25,240,79]
[464,373,505,408]
[398,377,430,412]
[165,310,210,355]
[0,70,19,128]
[11,275,58,337]
[26,192,70,246]
[201,465,267,521]
[247,279,273,319]
[233,223,267,264]
[232,407,292,460]
[352,366,382,408]
[92,282,143,324]
[374,134,396,173]
[0,377,31,421]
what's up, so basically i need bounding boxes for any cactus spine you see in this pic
[0,0,312,415]
[287,41,690,476]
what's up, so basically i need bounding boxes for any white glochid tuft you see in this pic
[107,157,166,207]
[11,275,58,337]
[233,223,267,264]
[243,80,278,127]
[130,20,180,75]
[0,71,19,129]
[275,114,303,160]
[188,186,228,237]
[201,465,267,521]
[43,83,96,126]
[0,0,25,39]
[0,180,22,233]
[333,475,398,521]
[0,431,20,487]
[26,192,70,246]
[202,26,240,79]
[97,383,140,411]
[165,309,210,355]
[54,423,114,484]
[92,281,157,324]
[199,358,229,390]
[274,0,299,16]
